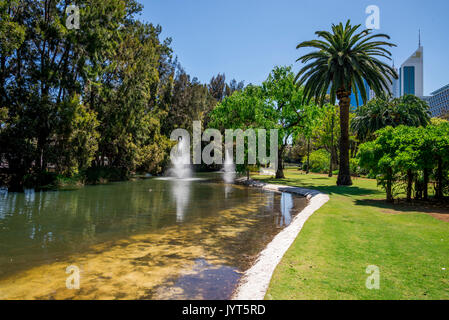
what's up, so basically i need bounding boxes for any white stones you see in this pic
[232,179,329,300]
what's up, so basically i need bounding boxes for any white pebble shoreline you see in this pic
[232,179,330,300]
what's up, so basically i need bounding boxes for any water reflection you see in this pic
[224,185,232,199]
[171,180,191,223]
[278,193,294,227]
[0,176,307,299]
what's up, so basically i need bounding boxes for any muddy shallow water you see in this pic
[0,174,307,300]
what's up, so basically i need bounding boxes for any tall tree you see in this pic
[263,66,320,178]
[208,73,227,102]
[315,104,340,176]
[295,20,398,185]
[351,94,431,142]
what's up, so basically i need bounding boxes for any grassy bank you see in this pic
[253,169,448,300]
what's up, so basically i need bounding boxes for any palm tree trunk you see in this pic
[275,145,285,179]
[329,114,335,177]
[337,90,353,186]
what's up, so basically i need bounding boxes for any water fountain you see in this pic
[170,137,192,179]
[223,149,236,184]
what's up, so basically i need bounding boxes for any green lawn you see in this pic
[253,169,449,300]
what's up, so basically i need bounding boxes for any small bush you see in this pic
[23,171,59,190]
[308,149,330,174]
[84,167,128,184]
[301,162,308,172]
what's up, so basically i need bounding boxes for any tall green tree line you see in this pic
[0,0,243,191]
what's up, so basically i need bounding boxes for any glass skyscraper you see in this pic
[428,84,449,117]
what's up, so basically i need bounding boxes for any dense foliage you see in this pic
[358,123,449,202]
[0,0,242,191]
[210,66,319,178]
[352,94,431,141]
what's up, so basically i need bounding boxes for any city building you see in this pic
[339,38,448,115]
[428,84,449,117]
[349,65,399,108]
[399,45,424,98]
[349,79,370,108]
[369,65,400,100]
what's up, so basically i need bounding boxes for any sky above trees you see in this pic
[142,0,449,95]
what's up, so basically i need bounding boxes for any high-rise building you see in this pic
[399,45,424,97]
[349,78,370,108]
[428,84,449,117]
[369,65,400,100]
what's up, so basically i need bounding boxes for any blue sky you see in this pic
[140,0,449,96]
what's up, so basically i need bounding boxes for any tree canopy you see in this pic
[295,20,398,186]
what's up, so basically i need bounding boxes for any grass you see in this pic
[253,169,449,300]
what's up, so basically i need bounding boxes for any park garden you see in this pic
[0,1,448,300]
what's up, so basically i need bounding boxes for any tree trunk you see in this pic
[306,138,310,174]
[436,157,443,199]
[423,168,429,200]
[276,145,285,179]
[406,169,413,202]
[386,168,394,202]
[337,90,353,186]
[328,114,335,177]
[0,56,6,104]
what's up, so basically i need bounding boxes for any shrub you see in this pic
[357,123,449,201]
[23,171,58,190]
[308,149,330,173]
[84,167,129,184]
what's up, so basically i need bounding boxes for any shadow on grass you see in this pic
[257,177,382,197]
[355,198,449,215]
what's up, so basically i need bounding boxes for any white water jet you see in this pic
[170,137,192,179]
[223,149,236,184]
[171,180,191,223]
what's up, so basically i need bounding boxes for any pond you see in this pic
[0,174,307,300]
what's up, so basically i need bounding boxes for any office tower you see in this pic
[369,66,400,100]
[428,84,449,117]
[400,45,424,97]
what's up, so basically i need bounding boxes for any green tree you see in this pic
[295,20,398,186]
[211,66,318,179]
[0,0,175,189]
[210,85,271,177]
[351,94,430,142]
[358,127,398,202]
[314,104,339,176]
[358,124,449,202]
[262,66,319,178]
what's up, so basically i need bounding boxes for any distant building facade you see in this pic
[349,79,370,108]
[338,42,448,115]
[369,66,400,101]
[428,84,449,117]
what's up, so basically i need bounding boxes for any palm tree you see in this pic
[295,21,398,186]
[351,94,431,142]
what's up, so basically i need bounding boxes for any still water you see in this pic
[0,174,307,300]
